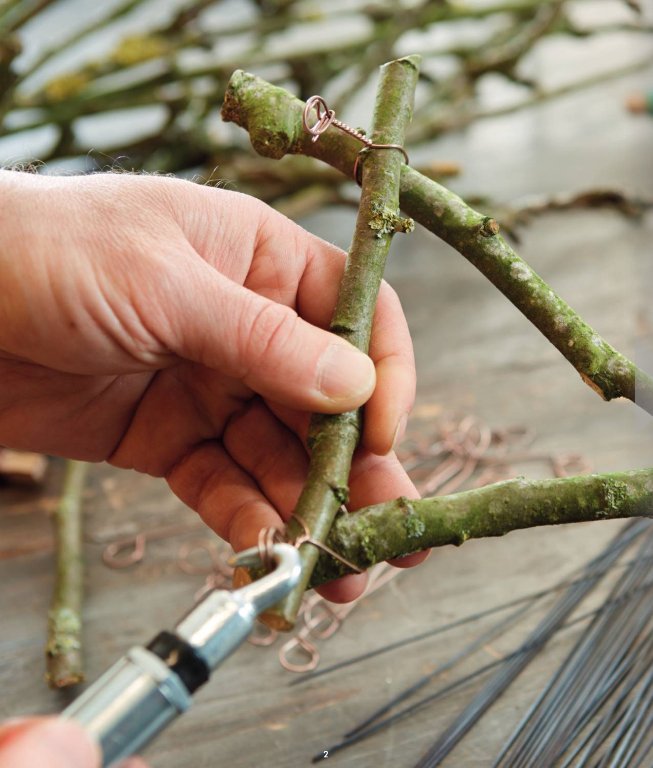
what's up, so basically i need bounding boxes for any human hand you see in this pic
[0,717,146,768]
[0,171,425,600]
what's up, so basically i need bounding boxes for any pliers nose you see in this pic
[229,541,302,616]
[62,541,301,767]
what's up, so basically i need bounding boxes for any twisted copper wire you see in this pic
[292,513,364,574]
[257,526,284,572]
[255,514,363,576]
[302,94,409,184]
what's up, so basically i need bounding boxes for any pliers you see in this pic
[62,542,301,767]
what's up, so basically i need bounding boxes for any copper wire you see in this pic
[257,526,284,572]
[255,516,364,577]
[102,533,147,568]
[291,513,364,574]
[399,413,591,498]
[302,94,409,185]
[97,411,591,676]
[101,521,205,568]
[247,622,279,648]
[279,631,320,673]
[279,563,400,672]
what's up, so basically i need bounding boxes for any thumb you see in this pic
[160,261,376,412]
[0,718,100,768]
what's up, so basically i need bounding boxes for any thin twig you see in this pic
[221,69,653,418]
[45,459,88,688]
[264,55,420,629]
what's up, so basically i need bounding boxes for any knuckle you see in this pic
[241,300,298,374]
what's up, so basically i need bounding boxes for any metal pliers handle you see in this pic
[63,543,300,767]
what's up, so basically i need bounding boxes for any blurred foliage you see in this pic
[0,0,650,216]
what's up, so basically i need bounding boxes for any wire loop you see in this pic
[292,513,364,574]
[256,514,364,576]
[257,526,284,572]
[302,94,409,185]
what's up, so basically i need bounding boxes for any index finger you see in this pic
[178,189,416,454]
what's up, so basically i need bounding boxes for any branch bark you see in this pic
[221,70,653,418]
[309,469,653,585]
[46,459,88,688]
[263,55,419,630]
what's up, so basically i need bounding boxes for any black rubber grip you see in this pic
[147,631,210,694]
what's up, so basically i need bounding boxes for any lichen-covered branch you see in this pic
[307,469,653,585]
[264,55,420,630]
[221,70,653,418]
[46,459,88,688]
[400,168,653,414]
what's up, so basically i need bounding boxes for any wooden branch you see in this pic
[409,55,653,142]
[264,55,420,630]
[309,469,653,585]
[488,188,653,242]
[400,169,653,415]
[221,70,653,418]
[1,0,56,32]
[461,0,564,79]
[45,459,88,688]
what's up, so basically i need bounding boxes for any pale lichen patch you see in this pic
[368,200,414,238]
[404,512,425,538]
[510,260,533,281]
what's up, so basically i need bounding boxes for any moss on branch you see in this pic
[308,469,653,585]
[221,70,653,418]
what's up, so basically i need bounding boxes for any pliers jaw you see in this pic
[63,542,301,767]
[175,542,301,668]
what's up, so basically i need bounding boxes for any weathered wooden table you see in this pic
[1,62,652,768]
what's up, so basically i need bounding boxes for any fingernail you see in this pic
[317,343,375,404]
[33,721,100,768]
[393,413,408,449]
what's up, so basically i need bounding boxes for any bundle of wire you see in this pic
[303,519,653,766]
[491,522,653,768]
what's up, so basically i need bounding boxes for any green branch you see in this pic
[221,70,653,418]
[46,459,88,688]
[309,469,653,585]
[265,55,420,630]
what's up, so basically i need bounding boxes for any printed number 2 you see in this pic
[323,751,329,759]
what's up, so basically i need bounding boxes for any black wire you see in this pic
[347,525,650,741]
[413,521,650,768]
[628,718,653,768]
[314,577,653,764]
[345,595,539,738]
[493,524,653,767]
[311,650,521,763]
[308,521,652,766]
[600,664,653,767]
[292,551,653,689]
[560,611,653,767]
[510,584,653,766]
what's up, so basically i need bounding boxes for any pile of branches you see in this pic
[0,0,650,218]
